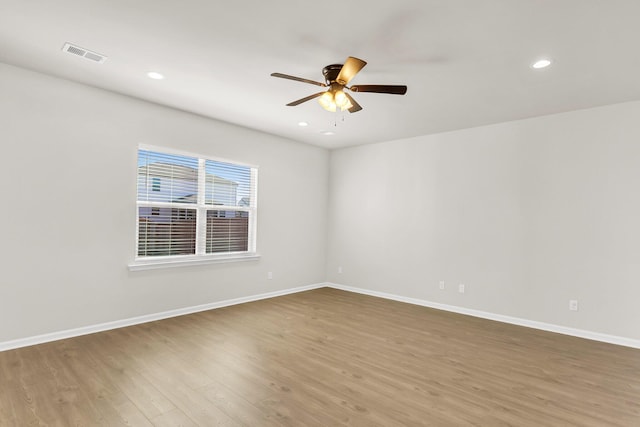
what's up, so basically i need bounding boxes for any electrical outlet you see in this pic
[569,299,578,311]
[338,266,343,274]
[458,283,465,294]
[267,272,273,280]
[439,280,445,290]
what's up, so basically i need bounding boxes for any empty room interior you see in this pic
[1,1,639,425]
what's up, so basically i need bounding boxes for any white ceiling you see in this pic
[2,1,640,149]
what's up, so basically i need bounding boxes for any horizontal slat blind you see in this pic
[138,208,197,256]
[204,159,254,207]
[206,210,249,253]
[136,147,257,259]
[138,150,198,204]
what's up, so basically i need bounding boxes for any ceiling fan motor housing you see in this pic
[322,64,344,84]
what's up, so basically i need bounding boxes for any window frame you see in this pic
[129,144,259,271]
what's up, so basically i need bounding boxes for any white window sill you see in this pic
[128,253,261,271]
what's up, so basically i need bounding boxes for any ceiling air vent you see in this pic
[62,43,107,64]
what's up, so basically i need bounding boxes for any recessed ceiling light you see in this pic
[321,131,335,136]
[147,71,164,80]
[532,59,551,69]
[298,122,308,127]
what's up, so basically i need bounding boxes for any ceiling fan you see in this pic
[271,56,407,113]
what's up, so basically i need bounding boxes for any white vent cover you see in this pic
[62,43,107,64]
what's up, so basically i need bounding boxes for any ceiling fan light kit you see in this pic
[271,56,407,113]
[318,83,352,112]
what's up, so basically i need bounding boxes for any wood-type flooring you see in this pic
[1,287,639,426]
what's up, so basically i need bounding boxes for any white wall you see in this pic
[0,62,329,343]
[327,101,640,341]
[2,60,639,346]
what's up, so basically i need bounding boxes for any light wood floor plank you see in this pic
[1,287,639,426]
[150,407,198,427]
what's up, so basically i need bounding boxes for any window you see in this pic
[133,146,258,268]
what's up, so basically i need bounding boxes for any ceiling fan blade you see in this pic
[336,57,367,85]
[350,85,407,95]
[286,91,326,106]
[344,92,362,113]
[271,73,327,87]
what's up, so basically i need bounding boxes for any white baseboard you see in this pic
[3,282,638,352]
[0,283,325,352]
[327,283,640,349]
